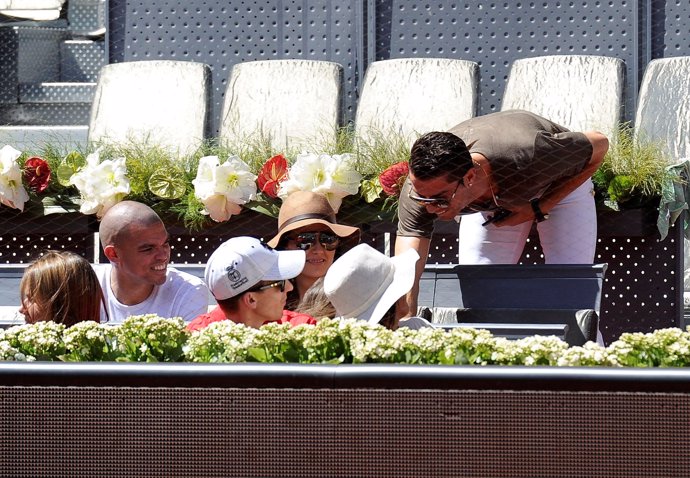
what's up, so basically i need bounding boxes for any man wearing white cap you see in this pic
[187,236,316,331]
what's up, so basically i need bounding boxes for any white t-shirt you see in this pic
[94,264,210,324]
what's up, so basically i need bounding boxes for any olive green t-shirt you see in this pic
[397,110,594,237]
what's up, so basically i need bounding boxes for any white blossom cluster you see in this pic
[70,149,130,218]
[192,155,257,222]
[4,317,690,367]
[115,314,187,362]
[185,320,258,363]
[0,145,29,211]
[491,335,570,366]
[278,153,362,212]
[607,327,690,367]
[62,321,117,362]
[0,339,33,361]
[1,321,65,360]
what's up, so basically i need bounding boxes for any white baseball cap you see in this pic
[205,236,305,300]
[324,243,419,324]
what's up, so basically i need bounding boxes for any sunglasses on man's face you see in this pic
[287,232,340,251]
[247,279,287,293]
[407,179,462,210]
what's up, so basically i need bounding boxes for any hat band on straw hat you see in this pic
[279,212,336,231]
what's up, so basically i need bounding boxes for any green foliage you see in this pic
[113,314,188,362]
[11,122,679,232]
[1,321,66,361]
[592,124,675,209]
[4,316,690,367]
[60,321,119,361]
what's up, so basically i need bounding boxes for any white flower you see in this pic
[70,149,130,218]
[192,155,257,222]
[0,145,30,211]
[278,153,362,212]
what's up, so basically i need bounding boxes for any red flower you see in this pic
[378,161,409,196]
[24,157,51,193]
[257,154,288,198]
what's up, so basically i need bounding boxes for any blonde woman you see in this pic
[19,251,106,326]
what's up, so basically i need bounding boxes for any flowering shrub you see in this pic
[114,314,188,362]
[184,319,257,363]
[3,315,690,367]
[61,321,119,362]
[1,321,65,360]
[0,339,31,362]
[0,123,681,229]
[0,130,409,229]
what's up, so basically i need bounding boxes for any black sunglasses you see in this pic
[407,180,461,210]
[247,279,287,293]
[286,232,340,251]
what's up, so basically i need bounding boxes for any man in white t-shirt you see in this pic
[96,201,209,324]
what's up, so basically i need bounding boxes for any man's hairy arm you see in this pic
[495,131,609,226]
[394,235,430,319]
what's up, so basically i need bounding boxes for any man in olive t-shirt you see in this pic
[395,109,609,318]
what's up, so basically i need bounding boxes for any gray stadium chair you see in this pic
[634,56,690,161]
[501,55,625,135]
[418,263,607,344]
[634,57,690,310]
[88,60,211,155]
[354,58,479,147]
[219,59,343,152]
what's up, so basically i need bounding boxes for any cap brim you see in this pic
[267,218,360,248]
[360,248,419,324]
[262,249,306,281]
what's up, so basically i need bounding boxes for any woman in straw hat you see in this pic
[268,191,360,310]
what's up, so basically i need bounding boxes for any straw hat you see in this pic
[267,191,360,248]
[323,244,419,324]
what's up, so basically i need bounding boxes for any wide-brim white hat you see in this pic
[323,244,419,324]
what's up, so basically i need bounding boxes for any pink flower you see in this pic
[24,157,51,193]
[378,161,409,196]
[257,154,288,198]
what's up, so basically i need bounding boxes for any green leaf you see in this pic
[360,178,383,203]
[148,169,187,199]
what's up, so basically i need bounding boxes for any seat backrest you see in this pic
[634,56,690,160]
[450,308,599,346]
[354,58,479,147]
[88,60,211,156]
[219,59,343,152]
[501,55,625,135]
[453,263,608,314]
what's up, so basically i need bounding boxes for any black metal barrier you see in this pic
[2,363,690,477]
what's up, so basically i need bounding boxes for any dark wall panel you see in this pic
[375,0,640,119]
[107,0,365,133]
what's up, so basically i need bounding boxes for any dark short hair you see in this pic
[409,131,473,182]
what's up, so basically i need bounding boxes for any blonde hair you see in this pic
[295,277,336,319]
[20,251,105,326]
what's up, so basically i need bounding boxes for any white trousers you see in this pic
[458,179,597,264]
[457,179,603,344]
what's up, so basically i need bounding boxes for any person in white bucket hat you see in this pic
[324,243,420,328]
[188,236,317,331]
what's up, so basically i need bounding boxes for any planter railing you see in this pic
[1,362,689,478]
